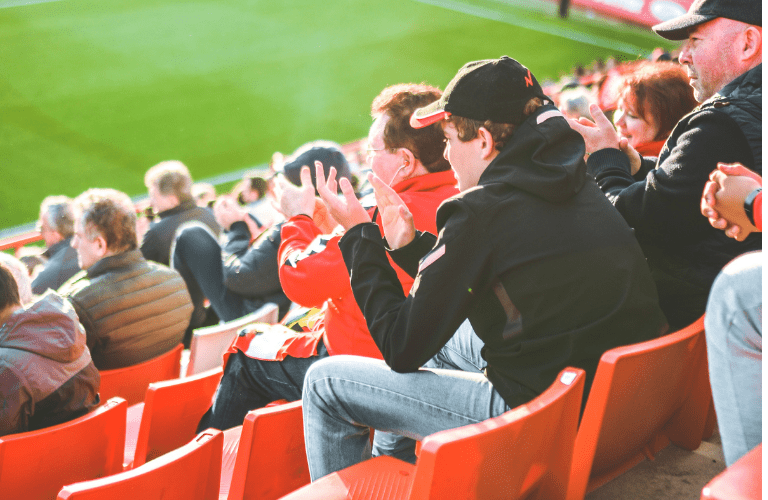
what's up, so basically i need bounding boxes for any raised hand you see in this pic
[701,162,762,241]
[213,195,248,230]
[568,103,620,155]
[369,172,415,250]
[315,161,371,230]
[273,166,316,219]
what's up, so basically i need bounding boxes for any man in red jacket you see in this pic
[197,84,459,432]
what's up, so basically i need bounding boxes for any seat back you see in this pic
[57,429,223,500]
[567,315,710,499]
[131,367,224,468]
[701,443,761,500]
[99,344,184,406]
[226,400,310,500]
[0,397,127,500]
[408,368,585,500]
[187,303,279,376]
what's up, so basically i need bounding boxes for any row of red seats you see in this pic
[3,314,756,499]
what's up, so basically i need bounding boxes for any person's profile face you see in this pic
[614,96,658,148]
[678,19,741,103]
[442,122,482,191]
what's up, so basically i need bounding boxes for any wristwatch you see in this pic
[743,188,762,226]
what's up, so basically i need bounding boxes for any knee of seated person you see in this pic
[302,355,368,395]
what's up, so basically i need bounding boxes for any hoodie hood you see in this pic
[0,292,87,363]
[478,103,587,203]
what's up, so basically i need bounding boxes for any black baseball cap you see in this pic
[653,0,761,40]
[278,141,351,189]
[410,56,549,129]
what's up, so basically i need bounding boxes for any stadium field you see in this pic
[0,0,675,231]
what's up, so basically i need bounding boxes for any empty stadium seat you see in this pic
[700,443,761,500]
[281,367,586,500]
[99,344,184,406]
[124,367,224,469]
[0,397,127,500]
[219,399,310,500]
[566,315,711,500]
[57,429,223,500]
[186,303,279,376]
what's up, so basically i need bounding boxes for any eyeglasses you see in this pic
[366,146,395,161]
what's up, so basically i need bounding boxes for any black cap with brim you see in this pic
[652,0,762,40]
[410,56,548,130]
[653,12,717,40]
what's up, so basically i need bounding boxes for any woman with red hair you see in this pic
[614,61,697,156]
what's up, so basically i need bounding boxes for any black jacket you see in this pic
[221,221,291,319]
[587,64,761,329]
[339,104,667,409]
[31,238,80,295]
[141,201,220,266]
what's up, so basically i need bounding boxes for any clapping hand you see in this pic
[369,173,415,249]
[315,161,371,230]
[273,166,316,220]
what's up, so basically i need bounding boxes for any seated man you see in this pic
[31,195,80,295]
[171,143,351,329]
[59,188,193,370]
[0,264,99,436]
[140,160,220,266]
[701,162,761,466]
[304,56,668,478]
[197,84,459,431]
[568,0,761,329]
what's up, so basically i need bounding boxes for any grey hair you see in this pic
[40,195,75,238]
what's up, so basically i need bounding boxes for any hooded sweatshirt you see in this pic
[0,293,99,436]
[339,104,668,408]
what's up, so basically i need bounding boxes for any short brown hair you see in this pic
[144,160,194,203]
[371,84,451,173]
[75,189,138,254]
[0,263,20,310]
[447,97,544,150]
[618,62,697,141]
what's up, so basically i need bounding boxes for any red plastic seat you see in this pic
[281,367,586,500]
[99,343,184,406]
[220,399,310,500]
[187,303,279,376]
[566,315,711,500]
[124,366,224,469]
[700,443,761,500]
[57,429,224,500]
[0,397,127,500]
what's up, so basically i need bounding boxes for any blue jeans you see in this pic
[705,251,762,466]
[302,353,509,480]
[371,319,485,462]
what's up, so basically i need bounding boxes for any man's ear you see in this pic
[396,148,418,177]
[477,127,497,160]
[94,234,109,258]
[740,26,761,62]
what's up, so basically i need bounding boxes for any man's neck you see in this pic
[0,304,22,326]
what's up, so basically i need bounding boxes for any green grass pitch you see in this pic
[0,0,674,231]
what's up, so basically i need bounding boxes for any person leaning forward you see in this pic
[302,56,668,479]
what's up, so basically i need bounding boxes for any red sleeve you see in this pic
[754,191,762,232]
[279,215,354,308]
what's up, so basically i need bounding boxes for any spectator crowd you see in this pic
[0,0,760,492]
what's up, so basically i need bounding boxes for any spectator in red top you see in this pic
[197,83,458,432]
[614,61,697,156]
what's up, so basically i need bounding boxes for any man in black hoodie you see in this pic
[301,57,668,479]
